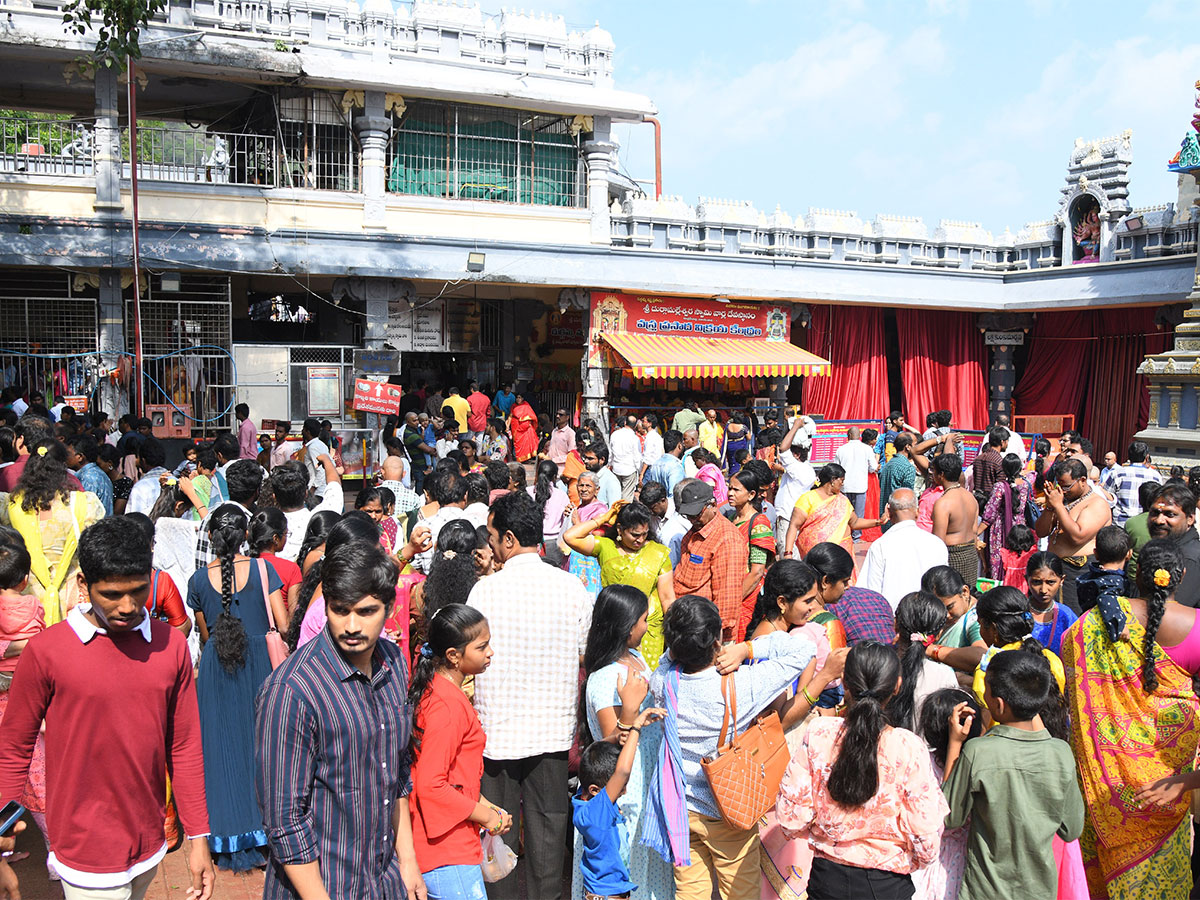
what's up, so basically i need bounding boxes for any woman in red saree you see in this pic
[508,395,538,462]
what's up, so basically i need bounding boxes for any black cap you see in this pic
[678,481,715,516]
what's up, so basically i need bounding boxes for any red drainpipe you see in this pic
[642,115,662,199]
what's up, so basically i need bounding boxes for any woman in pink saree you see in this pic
[692,448,728,506]
[783,463,880,563]
[508,394,539,462]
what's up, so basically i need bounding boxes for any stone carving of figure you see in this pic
[1073,207,1100,262]
[203,136,229,182]
[59,124,93,160]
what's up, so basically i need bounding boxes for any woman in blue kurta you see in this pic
[187,505,287,871]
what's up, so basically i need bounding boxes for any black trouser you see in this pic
[807,857,914,900]
[1059,555,1091,616]
[482,751,570,900]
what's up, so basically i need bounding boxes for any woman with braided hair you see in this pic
[1062,538,1200,899]
[187,504,286,872]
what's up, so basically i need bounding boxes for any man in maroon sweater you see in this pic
[0,518,214,900]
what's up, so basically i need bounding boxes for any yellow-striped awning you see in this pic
[599,332,831,378]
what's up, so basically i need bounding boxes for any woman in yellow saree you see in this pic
[782,463,880,564]
[1061,538,1200,900]
[562,499,675,664]
[7,441,104,624]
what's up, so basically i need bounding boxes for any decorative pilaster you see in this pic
[93,67,123,214]
[1167,383,1184,428]
[583,117,615,245]
[977,313,1034,423]
[98,269,127,417]
[354,92,392,230]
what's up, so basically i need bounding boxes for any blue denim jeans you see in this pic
[423,863,488,900]
[845,490,867,540]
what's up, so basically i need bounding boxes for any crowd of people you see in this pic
[0,385,1195,900]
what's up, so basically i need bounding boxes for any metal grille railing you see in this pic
[388,99,586,207]
[128,274,234,434]
[278,94,358,191]
[0,117,94,176]
[127,125,278,187]
[0,270,98,396]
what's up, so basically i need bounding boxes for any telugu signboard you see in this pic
[352,379,403,416]
[984,331,1025,346]
[587,292,790,365]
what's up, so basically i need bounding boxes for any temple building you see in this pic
[0,0,1196,460]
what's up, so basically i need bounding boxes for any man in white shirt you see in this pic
[271,457,345,562]
[125,437,170,515]
[833,426,879,541]
[774,415,818,556]
[860,488,949,610]
[638,413,665,480]
[412,470,469,574]
[468,491,590,900]
[609,414,642,501]
[301,417,330,499]
[994,415,1026,461]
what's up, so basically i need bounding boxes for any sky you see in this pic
[528,0,1200,235]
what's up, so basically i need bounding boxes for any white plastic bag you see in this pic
[480,831,517,883]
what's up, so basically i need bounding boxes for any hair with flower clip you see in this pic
[890,591,949,731]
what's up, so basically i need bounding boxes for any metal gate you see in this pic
[128,273,233,437]
[0,270,99,399]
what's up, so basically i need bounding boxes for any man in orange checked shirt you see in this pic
[672,481,747,642]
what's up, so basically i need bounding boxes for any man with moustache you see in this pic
[1146,482,1200,607]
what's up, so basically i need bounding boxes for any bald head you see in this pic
[887,488,918,520]
[382,455,406,481]
[847,427,860,440]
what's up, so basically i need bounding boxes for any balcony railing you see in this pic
[0,117,95,176]
[127,125,280,187]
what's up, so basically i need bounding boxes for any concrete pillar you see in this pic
[583,117,615,245]
[93,68,123,215]
[988,342,1016,421]
[354,92,392,230]
[97,269,128,418]
[581,355,608,429]
[1167,383,1183,428]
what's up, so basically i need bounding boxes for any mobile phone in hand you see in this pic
[0,801,25,837]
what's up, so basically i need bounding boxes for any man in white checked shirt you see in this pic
[468,490,592,900]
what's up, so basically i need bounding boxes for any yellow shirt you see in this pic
[972,641,1066,712]
[443,395,471,430]
[698,420,723,455]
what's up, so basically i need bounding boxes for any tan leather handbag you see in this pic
[701,673,791,830]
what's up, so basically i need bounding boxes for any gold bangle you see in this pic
[745,640,754,661]
[616,721,633,731]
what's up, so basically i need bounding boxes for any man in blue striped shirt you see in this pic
[256,541,425,900]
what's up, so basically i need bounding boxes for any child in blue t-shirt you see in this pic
[573,707,664,899]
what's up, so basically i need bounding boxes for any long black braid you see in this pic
[1136,539,1183,694]
[208,506,249,673]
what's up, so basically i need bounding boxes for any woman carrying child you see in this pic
[572,585,674,900]
[409,603,512,900]
[775,641,948,899]
[976,453,1031,579]
[1062,539,1200,900]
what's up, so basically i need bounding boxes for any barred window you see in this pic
[388,100,585,208]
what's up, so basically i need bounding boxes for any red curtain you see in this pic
[1011,311,1094,427]
[896,310,990,431]
[802,305,890,419]
[1012,307,1167,454]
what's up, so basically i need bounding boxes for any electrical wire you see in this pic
[0,345,238,423]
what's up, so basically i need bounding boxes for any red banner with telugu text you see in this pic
[587,292,791,365]
[352,379,402,416]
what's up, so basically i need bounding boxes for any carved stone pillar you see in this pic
[583,117,615,245]
[1167,383,1184,428]
[98,269,127,418]
[977,313,1033,423]
[581,354,608,430]
[354,93,392,230]
[1148,388,1161,427]
[93,67,123,214]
